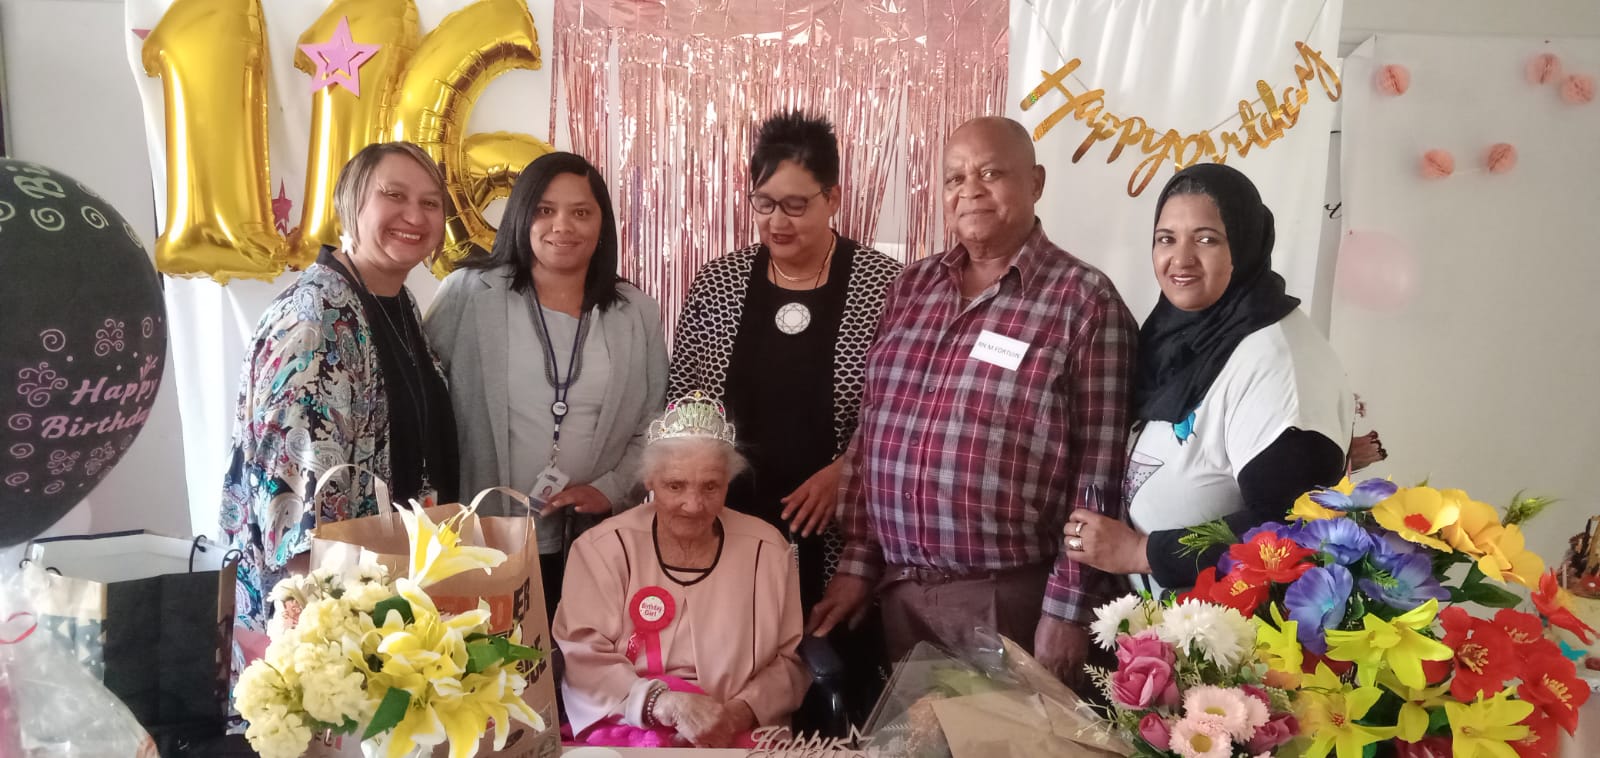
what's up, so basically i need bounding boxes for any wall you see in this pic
[1,0,185,537]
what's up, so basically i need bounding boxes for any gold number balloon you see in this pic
[141,0,288,282]
[391,0,546,273]
[289,0,422,268]
[461,131,555,225]
[141,0,551,281]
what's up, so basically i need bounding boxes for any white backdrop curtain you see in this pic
[1007,0,1344,321]
[1334,34,1600,564]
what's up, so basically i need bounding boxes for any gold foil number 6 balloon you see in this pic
[141,0,552,282]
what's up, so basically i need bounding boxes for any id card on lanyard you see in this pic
[525,289,589,518]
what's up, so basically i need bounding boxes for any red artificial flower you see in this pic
[1512,706,1559,758]
[1516,651,1590,735]
[1180,567,1221,605]
[1180,566,1269,616]
[1532,570,1598,644]
[1227,531,1316,585]
[1213,568,1271,616]
[1439,605,1516,701]
[1494,608,1551,651]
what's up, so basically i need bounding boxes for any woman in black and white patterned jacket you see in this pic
[668,111,901,615]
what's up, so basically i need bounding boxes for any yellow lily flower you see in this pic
[1372,487,1460,552]
[1438,491,1501,558]
[1290,477,1350,521]
[1445,690,1533,758]
[1256,604,1304,685]
[1325,600,1454,689]
[1474,523,1544,588]
[1296,663,1394,758]
[399,504,507,588]
[1376,670,1450,742]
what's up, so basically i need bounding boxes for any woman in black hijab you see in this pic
[1065,163,1353,591]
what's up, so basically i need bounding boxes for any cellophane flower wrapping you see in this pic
[863,630,1134,758]
[0,542,155,757]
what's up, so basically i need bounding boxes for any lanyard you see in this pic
[525,288,590,457]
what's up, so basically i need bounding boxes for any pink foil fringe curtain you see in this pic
[553,0,1008,342]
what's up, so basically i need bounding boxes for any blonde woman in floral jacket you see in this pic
[221,143,460,671]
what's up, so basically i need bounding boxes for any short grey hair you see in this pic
[639,437,749,485]
[331,141,447,250]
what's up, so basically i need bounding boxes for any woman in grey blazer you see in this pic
[424,152,668,616]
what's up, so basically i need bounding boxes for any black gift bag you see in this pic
[21,531,238,756]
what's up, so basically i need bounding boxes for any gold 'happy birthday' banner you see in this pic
[1021,41,1342,197]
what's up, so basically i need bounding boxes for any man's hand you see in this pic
[807,574,872,637]
[1034,616,1092,691]
[541,484,612,516]
[780,458,844,537]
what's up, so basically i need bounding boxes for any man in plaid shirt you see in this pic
[809,117,1136,686]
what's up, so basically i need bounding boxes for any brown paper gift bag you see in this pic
[305,466,561,758]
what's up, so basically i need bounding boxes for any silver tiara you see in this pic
[646,390,737,446]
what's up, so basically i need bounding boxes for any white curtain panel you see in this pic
[1336,34,1600,564]
[1007,0,1344,321]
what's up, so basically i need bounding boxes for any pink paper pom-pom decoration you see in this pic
[1420,149,1454,180]
[1526,53,1563,85]
[1485,143,1517,174]
[1561,74,1595,104]
[1375,64,1411,96]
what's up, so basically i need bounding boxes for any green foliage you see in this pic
[1503,492,1557,526]
[1179,519,1239,558]
[371,595,414,626]
[363,687,411,740]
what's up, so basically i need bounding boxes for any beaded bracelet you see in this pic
[641,680,668,728]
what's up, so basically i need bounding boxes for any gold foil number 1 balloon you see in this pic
[142,0,551,282]
[141,0,287,281]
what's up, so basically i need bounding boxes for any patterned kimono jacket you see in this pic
[220,262,402,636]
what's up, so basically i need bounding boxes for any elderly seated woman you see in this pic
[554,391,810,748]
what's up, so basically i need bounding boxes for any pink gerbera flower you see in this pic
[1171,717,1233,758]
[1183,685,1266,740]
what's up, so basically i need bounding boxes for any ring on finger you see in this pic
[1074,521,1085,536]
[1068,536,1083,551]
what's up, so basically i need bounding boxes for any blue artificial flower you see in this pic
[1560,639,1588,663]
[1358,543,1449,612]
[1295,517,1375,566]
[1285,564,1353,655]
[1310,478,1399,512]
[1241,521,1307,543]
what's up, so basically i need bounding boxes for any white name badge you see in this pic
[970,329,1029,371]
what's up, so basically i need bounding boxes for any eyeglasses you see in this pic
[748,188,830,217]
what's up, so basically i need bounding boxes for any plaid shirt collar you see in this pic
[937,219,1050,294]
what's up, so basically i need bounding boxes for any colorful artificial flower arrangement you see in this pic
[1172,478,1595,758]
[1088,593,1299,758]
[234,505,544,758]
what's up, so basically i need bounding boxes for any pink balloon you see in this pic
[1335,231,1420,312]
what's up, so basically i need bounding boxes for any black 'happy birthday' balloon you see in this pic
[0,158,168,546]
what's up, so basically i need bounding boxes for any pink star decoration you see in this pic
[298,17,379,96]
[272,182,294,236]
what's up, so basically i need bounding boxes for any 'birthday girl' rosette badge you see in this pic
[625,586,676,675]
